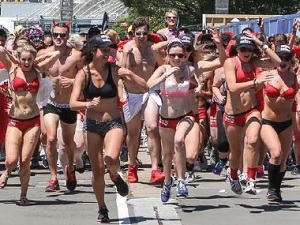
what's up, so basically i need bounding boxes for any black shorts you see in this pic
[43,101,77,124]
[83,117,123,137]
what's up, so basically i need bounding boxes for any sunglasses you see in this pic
[166,16,177,20]
[279,55,292,61]
[97,47,111,53]
[135,31,148,36]
[169,53,185,59]
[185,46,193,52]
[239,47,253,53]
[52,32,67,38]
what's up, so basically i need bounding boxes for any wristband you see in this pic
[262,44,269,52]
[253,78,257,87]
[86,102,92,109]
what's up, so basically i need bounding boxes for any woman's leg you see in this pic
[1,127,22,188]
[19,126,40,199]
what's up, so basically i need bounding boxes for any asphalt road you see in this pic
[0,148,300,225]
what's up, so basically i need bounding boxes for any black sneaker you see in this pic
[112,174,129,197]
[65,165,77,191]
[98,206,109,223]
[267,188,282,202]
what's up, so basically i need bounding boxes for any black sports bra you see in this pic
[83,63,117,100]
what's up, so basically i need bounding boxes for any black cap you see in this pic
[87,26,101,39]
[235,34,256,50]
[180,34,194,46]
[275,45,292,56]
[88,34,117,50]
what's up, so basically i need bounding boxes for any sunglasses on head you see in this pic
[135,31,148,36]
[166,16,177,20]
[239,47,253,53]
[52,32,67,38]
[279,55,292,61]
[168,53,185,59]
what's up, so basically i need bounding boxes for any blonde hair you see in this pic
[16,44,37,58]
[67,33,83,51]
[165,10,178,18]
[193,44,217,62]
[104,29,120,45]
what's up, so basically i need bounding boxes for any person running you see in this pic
[260,45,298,202]
[69,34,148,222]
[223,33,281,195]
[37,22,85,192]
[0,44,58,205]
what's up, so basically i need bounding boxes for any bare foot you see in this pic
[0,171,9,189]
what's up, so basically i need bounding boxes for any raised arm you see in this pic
[35,51,60,71]
[0,46,13,72]
[151,40,168,66]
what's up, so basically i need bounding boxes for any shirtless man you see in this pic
[121,17,164,183]
[37,22,84,192]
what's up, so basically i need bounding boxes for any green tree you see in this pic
[117,0,300,32]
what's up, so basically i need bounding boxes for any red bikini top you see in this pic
[11,68,40,93]
[235,57,256,83]
[265,80,296,100]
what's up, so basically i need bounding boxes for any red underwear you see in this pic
[8,116,40,132]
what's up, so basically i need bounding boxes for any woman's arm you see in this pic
[69,69,92,111]
[35,51,60,71]
[0,46,13,72]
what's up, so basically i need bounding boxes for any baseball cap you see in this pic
[180,34,194,46]
[87,26,101,39]
[88,34,117,50]
[235,34,256,50]
[275,45,292,56]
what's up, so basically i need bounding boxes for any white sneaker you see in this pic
[238,172,248,186]
[244,179,257,195]
[185,171,195,183]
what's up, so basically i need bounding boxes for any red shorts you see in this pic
[8,116,40,132]
[198,107,207,120]
[223,108,259,127]
[159,111,195,131]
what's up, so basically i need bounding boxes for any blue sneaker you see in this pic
[212,161,224,175]
[176,179,188,198]
[161,181,173,202]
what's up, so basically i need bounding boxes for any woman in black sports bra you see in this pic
[69,34,148,223]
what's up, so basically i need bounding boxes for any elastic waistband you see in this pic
[48,99,70,109]
[9,115,40,121]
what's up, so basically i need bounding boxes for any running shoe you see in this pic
[65,165,77,191]
[45,179,60,192]
[150,168,165,184]
[112,174,129,197]
[185,171,196,183]
[267,188,282,203]
[238,172,248,186]
[291,165,300,176]
[212,161,225,175]
[209,148,219,166]
[98,206,110,223]
[244,178,257,195]
[227,170,242,195]
[127,164,139,183]
[176,179,188,198]
[161,178,174,203]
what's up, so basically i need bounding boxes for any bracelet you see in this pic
[71,78,75,84]
[163,72,169,79]
[262,44,269,52]
[253,78,257,87]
